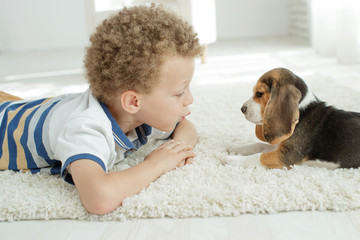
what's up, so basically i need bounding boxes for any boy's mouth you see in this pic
[181,112,191,120]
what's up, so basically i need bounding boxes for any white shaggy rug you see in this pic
[1,62,360,221]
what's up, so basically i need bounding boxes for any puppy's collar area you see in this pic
[298,90,318,110]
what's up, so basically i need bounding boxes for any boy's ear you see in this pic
[121,90,140,113]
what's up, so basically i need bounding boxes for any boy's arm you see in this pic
[70,140,194,215]
[170,119,198,165]
[171,119,198,147]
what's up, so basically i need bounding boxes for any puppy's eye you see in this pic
[255,92,264,98]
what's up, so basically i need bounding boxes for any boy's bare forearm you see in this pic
[71,140,195,215]
[106,159,163,201]
[71,159,164,214]
[171,119,198,147]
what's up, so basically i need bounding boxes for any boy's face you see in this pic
[137,56,195,132]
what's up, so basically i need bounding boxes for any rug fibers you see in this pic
[1,71,360,221]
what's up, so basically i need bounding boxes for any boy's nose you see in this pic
[184,91,193,106]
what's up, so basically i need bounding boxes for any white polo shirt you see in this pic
[0,89,172,184]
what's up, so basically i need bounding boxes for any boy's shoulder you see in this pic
[50,89,109,124]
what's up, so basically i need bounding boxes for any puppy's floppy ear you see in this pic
[263,84,302,144]
[255,125,266,142]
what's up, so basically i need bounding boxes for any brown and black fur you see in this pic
[242,68,360,169]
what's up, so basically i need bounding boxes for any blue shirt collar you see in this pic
[100,102,152,150]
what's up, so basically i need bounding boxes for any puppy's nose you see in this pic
[241,105,247,114]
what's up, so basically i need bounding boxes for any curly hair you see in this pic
[84,4,203,105]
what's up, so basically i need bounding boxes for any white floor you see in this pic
[1,37,360,240]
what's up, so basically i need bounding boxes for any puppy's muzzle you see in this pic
[241,99,263,124]
[241,105,247,114]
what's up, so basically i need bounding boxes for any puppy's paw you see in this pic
[227,144,247,155]
[227,153,263,168]
[227,143,277,156]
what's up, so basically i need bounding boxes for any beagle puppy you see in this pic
[238,67,360,169]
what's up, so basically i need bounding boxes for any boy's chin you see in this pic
[156,123,177,133]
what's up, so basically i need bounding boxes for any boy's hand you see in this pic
[144,140,195,174]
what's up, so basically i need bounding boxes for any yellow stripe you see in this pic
[0,126,10,169]
[113,131,130,149]
[0,106,23,169]
[14,104,43,170]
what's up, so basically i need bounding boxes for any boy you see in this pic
[0,5,202,215]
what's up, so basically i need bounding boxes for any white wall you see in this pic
[0,0,89,53]
[215,0,289,40]
[288,0,310,42]
[0,0,291,53]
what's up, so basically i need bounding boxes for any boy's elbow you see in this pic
[84,202,112,215]
[81,188,123,215]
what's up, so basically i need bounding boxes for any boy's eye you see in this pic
[255,91,263,98]
[176,92,185,97]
